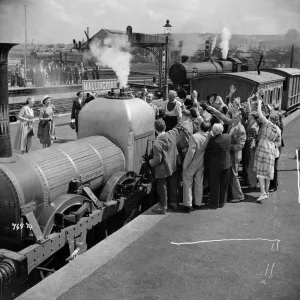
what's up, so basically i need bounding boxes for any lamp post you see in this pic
[163,19,172,101]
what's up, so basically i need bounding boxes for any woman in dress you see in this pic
[37,95,56,148]
[14,97,35,154]
[162,90,182,132]
[253,97,281,202]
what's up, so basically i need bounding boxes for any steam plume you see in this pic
[176,34,205,57]
[210,36,217,55]
[219,27,232,59]
[90,36,132,88]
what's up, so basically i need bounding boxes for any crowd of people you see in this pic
[10,61,103,88]
[142,86,284,214]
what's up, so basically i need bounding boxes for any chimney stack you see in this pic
[0,43,18,163]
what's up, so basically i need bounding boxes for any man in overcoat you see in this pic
[150,119,182,214]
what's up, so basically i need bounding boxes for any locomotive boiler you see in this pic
[0,43,155,298]
[168,57,242,86]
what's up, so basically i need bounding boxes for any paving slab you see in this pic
[15,113,300,300]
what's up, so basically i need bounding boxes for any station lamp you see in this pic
[163,19,172,100]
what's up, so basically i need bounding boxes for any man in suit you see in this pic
[206,106,246,203]
[204,123,231,209]
[150,119,182,214]
[181,121,211,212]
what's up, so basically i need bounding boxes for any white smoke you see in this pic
[210,36,217,55]
[219,27,232,59]
[176,33,206,57]
[90,36,132,88]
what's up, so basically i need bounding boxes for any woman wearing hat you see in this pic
[71,91,96,138]
[37,95,56,148]
[14,97,35,154]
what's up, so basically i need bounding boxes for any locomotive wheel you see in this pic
[38,194,90,236]
[99,171,144,227]
[99,171,138,203]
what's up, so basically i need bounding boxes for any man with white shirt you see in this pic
[145,93,159,119]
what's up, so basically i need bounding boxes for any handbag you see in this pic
[28,128,34,137]
[70,121,76,130]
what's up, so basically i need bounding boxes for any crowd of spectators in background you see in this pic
[10,61,103,88]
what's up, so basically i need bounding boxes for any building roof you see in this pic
[103,29,126,35]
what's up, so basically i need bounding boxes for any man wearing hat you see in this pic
[71,91,97,138]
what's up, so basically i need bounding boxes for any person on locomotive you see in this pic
[181,121,211,212]
[71,91,97,138]
[150,119,182,214]
[37,95,56,148]
[14,97,35,154]
[162,90,182,132]
[145,93,159,119]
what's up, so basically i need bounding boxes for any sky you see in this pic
[0,0,300,44]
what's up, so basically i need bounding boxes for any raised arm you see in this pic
[206,106,232,125]
[257,99,268,124]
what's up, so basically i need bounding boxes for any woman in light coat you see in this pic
[14,97,35,154]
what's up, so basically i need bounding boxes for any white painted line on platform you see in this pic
[264,264,270,277]
[269,263,275,278]
[296,149,300,204]
[171,238,280,246]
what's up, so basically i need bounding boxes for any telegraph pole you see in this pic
[24,5,27,74]
[290,44,294,68]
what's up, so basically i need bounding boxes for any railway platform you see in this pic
[14,111,300,300]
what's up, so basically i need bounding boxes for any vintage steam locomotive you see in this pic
[168,57,243,86]
[0,45,156,299]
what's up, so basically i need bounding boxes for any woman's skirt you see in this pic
[14,122,30,151]
[253,140,276,180]
[38,121,55,146]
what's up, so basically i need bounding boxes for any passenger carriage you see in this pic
[262,68,300,115]
[190,71,285,110]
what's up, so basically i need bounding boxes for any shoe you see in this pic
[230,197,245,203]
[193,204,203,210]
[169,203,178,210]
[152,205,166,214]
[256,193,267,203]
[200,204,218,210]
[269,188,277,192]
[179,204,193,213]
[266,193,269,198]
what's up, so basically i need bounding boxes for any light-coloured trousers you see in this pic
[183,166,204,207]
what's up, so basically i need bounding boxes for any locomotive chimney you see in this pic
[257,54,263,75]
[0,43,18,163]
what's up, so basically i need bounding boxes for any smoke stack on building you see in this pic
[0,43,18,163]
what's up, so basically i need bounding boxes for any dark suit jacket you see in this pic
[205,133,231,171]
[71,95,95,120]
